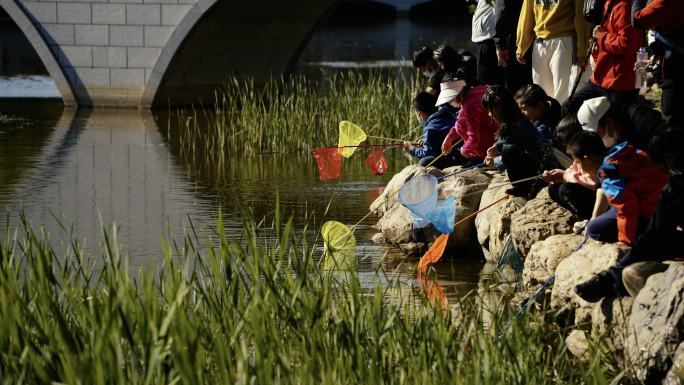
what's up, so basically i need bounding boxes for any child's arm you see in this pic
[590,191,610,221]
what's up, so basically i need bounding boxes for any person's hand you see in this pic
[461,148,470,159]
[403,141,413,153]
[542,169,564,184]
[497,49,509,67]
[516,53,526,65]
[486,145,499,158]
[441,137,453,154]
[417,138,425,146]
[591,43,599,57]
[593,25,607,39]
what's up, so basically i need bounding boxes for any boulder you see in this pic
[626,263,684,383]
[523,234,585,294]
[664,342,684,385]
[590,296,634,368]
[550,239,631,323]
[474,172,526,263]
[510,188,574,258]
[370,165,443,217]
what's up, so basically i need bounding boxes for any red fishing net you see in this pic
[312,147,343,181]
[365,150,387,176]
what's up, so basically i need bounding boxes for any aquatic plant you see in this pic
[0,207,633,383]
[172,69,424,155]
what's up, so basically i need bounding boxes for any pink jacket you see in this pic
[562,161,598,190]
[447,86,499,159]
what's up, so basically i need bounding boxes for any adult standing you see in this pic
[563,0,643,115]
[493,0,533,95]
[473,0,505,87]
[516,0,591,101]
[631,0,684,125]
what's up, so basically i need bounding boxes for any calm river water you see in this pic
[0,16,493,308]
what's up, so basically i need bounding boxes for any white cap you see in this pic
[577,96,611,132]
[436,79,466,107]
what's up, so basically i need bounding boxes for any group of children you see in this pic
[404,36,682,302]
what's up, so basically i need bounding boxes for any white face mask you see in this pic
[423,70,437,78]
[602,129,619,148]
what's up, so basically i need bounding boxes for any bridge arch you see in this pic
[0,0,77,106]
[142,0,343,108]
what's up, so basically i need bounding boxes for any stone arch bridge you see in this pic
[2,0,438,108]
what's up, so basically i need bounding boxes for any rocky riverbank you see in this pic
[371,165,684,383]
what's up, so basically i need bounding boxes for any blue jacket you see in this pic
[410,106,457,159]
[494,116,558,171]
[534,98,561,140]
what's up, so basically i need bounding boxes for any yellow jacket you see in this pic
[516,0,591,57]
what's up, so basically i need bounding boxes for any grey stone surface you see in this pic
[57,3,91,24]
[93,46,127,68]
[127,47,160,68]
[75,24,109,46]
[41,23,75,45]
[58,45,92,67]
[144,26,174,47]
[92,4,126,25]
[110,25,144,47]
[111,68,145,87]
[73,67,110,86]
[22,2,57,23]
[161,4,192,25]
[126,4,160,26]
[145,0,179,4]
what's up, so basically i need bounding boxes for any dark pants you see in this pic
[563,81,640,116]
[503,48,532,95]
[547,182,595,219]
[586,206,651,243]
[661,79,684,126]
[476,40,505,87]
[501,144,547,194]
[606,175,684,284]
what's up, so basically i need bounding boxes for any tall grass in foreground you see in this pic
[0,207,629,384]
[175,70,423,155]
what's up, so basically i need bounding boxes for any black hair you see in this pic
[649,126,684,167]
[412,92,439,116]
[481,85,527,140]
[433,44,464,74]
[441,68,477,104]
[412,46,435,68]
[597,103,630,129]
[566,131,607,159]
[457,49,475,57]
[555,114,583,145]
[514,84,553,108]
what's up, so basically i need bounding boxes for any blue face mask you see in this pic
[420,119,428,126]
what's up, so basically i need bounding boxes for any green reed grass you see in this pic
[174,70,424,156]
[0,206,633,384]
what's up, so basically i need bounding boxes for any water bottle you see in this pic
[635,47,649,89]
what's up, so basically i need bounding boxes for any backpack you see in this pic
[584,0,606,25]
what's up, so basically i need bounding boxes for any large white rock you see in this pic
[550,239,631,323]
[474,172,526,263]
[510,188,574,259]
[626,263,684,383]
[590,296,634,368]
[523,234,585,293]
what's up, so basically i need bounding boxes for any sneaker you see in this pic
[573,271,616,302]
[504,187,527,197]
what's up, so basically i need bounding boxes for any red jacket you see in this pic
[447,86,499,159]
[590,0,643,92]
[599,142,669,245]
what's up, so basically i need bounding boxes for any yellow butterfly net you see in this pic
[321,221,356,261]
[338,121,367,158]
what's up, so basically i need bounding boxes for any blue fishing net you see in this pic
[398,175,438,229]
[427,197,456,234]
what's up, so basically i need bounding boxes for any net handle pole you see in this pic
[456,174,544,200]
[453,195,509,229]
[437,162,487,180]
[350,138,464,231]
[367,135,418,143]
[340,144,408,148]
